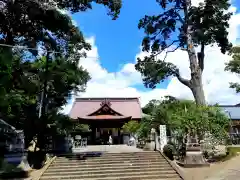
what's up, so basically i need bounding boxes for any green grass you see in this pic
[224,147,240,161]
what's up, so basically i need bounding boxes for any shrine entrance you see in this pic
[69,98,142,145]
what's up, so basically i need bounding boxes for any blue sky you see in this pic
[62,0,240,113]
[72,0,170,90]
[72,0,240,92]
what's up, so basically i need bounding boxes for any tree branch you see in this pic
[162,45,181,61]
[175,69,191,87]
[152,40,180,58]
[176,10,184,24]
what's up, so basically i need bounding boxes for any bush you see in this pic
[203,150,209,159]
[27,151,47,169]
[163,144,175,160]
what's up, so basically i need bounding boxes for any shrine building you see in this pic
[69,97,142,145]
[221,104,240,134]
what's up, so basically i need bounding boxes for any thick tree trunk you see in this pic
[176,0,209,168]
[190,74,206,105]
[180,0,207,106]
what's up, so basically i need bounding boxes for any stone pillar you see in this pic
[150,128,156,151]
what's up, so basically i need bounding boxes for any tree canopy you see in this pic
[143,98,230,142]
[135,0,232,105]
[0,0,123,152]
[122,121,140,135]
[225,46,240,93]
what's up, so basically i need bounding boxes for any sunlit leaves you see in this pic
[122,121,140,134]
[135,56,177,88]
[135,0,232,89]
[225,46,240,93]
[153,99,229,141]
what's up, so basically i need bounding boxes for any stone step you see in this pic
[54,156,164,163]
[45,166,175,175]
[40,170,180,179]
[48,162,171,169]
[41,177,181,180]
[56,154,162,159]
[57,151,158,157]
[46,165,172,173]
[51,160,168,166]
[40,174,181,180]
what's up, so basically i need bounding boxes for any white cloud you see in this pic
[62,3,240,114]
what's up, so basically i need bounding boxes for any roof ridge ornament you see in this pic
[100,98,112,107]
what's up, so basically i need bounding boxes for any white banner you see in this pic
[159,125,167,151]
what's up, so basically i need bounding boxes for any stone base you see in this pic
[177,151,210,168]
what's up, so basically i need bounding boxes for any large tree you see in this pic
[0,0,123,156]
[0,0,121,46]
[135,0,232,105]
[225,46,240,93]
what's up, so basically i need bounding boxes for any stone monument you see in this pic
[178,132,209,168]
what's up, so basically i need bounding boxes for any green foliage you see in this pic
[225,46,240,93]
[122,121,140,134]
[225,147,240,160]
[74,124,90,133]
[55,0,122,20]
[0,0,123,156]
[0,0,122,50]
[205,146,240,162]
[137,116,152,139]
[49,113,74,135]
[142,99,161,115]
[164,100,229,141]
[143,98,230,143]
[163,144,175,160]
[135,0,232,97]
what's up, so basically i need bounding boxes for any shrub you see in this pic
[203,151,209,159]
[163,144,175,160]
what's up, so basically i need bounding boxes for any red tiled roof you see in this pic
[69,97,142,119]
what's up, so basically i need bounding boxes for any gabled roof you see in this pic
[69,97,142,119]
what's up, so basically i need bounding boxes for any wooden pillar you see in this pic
[118,128,121,144]
[91,125,96,145]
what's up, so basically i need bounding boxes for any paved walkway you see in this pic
[205,155,240,180]
[183,155,240,180]
[72,145,143,153]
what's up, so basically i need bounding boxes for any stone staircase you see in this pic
[40,151,182,180]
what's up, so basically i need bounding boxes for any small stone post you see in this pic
[150,128,156,151]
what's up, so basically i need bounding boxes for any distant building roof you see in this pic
[69,97,142,119]
[220,105,240,120]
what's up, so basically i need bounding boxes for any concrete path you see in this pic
[72,145,143,153]
[205,155,240,180]
[183,155,240,180]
